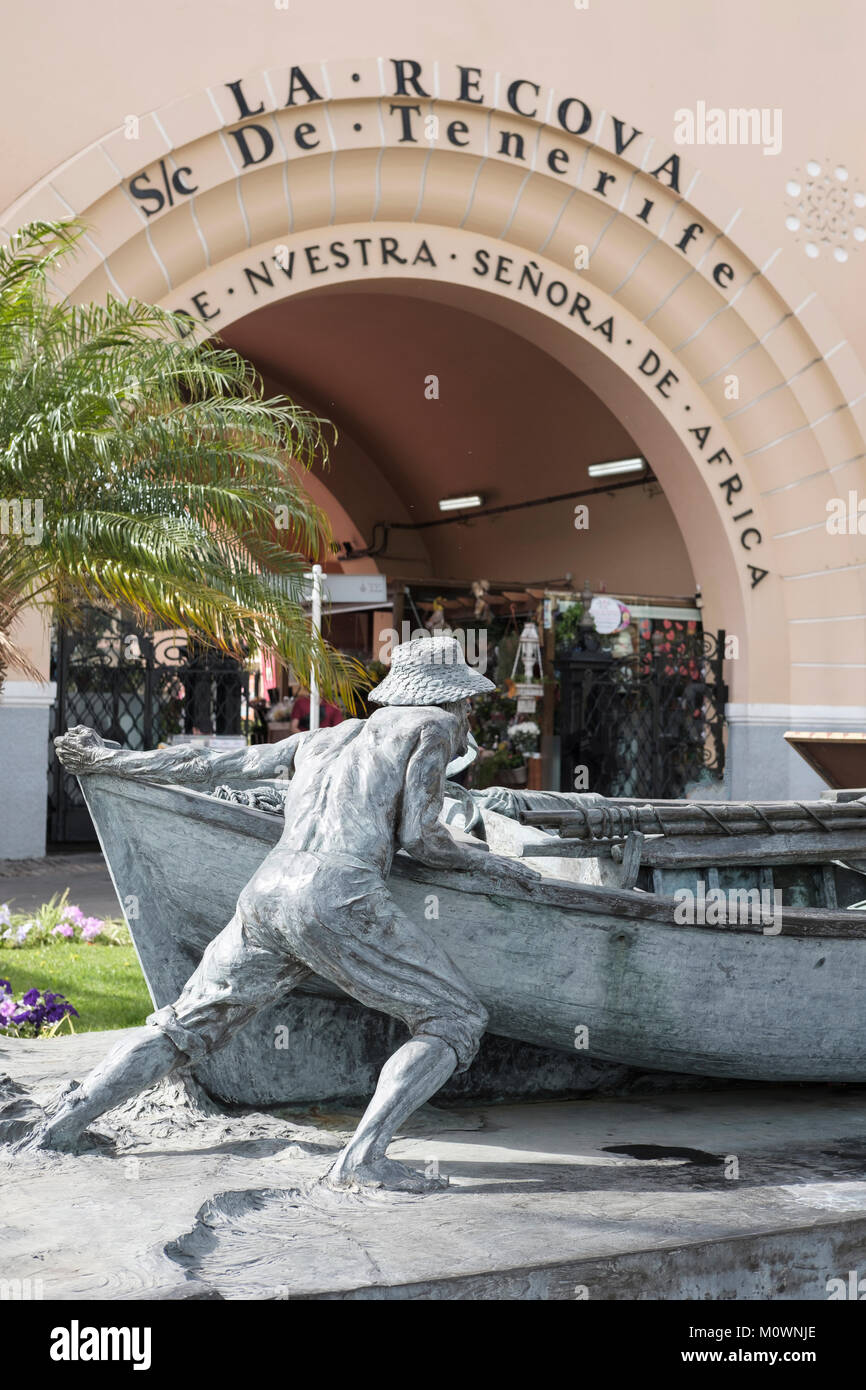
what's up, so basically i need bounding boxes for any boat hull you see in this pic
[81,773,866,1101]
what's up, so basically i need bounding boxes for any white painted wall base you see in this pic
[725,704,866,801]
[0,681,56,859]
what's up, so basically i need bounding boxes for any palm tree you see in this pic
[0,219,365,705]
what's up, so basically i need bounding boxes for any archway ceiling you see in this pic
[221,286,627,520]
[221,286,695,591]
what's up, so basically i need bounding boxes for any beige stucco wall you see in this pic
[7,607,52,682]
[2,0,864,716]
[3,0,863,353]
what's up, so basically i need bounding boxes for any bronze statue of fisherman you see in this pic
[30,636,539,1192]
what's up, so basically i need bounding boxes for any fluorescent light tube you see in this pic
[587,458,646,478]
[438,494,484,511]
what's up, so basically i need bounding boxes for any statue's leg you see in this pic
[286,876,488,1193]
[327,1036,460,1192]
[29,1028,182,1151]
[29,912,310,1152]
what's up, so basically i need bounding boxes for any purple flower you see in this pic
[0,984,78,1034]
[0,979,11,995]
[51,923,74,939]
[63,906,86,926]
[45,1000,78,1023]
[16,923,32,944]
[81,917,103,941]
[0,904,10,928]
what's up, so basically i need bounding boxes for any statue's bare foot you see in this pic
[17,1111,85,1153]
[15,1085,111,1155]
[325,1155,448,1194]
[18,1118,114,1155]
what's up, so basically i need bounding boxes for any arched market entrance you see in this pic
[7,53,864,796]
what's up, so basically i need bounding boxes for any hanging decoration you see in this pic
[589,595,631,634]
[471,579,493,622]
[511,620,544,714]
[425,597,448,632]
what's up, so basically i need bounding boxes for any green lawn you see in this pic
[1,944,151,1032]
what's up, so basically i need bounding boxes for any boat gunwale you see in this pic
[82,772,866,940]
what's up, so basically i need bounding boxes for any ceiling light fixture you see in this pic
[437,494,484,511]
[587,458,646,478]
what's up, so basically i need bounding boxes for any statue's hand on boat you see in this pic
[54,725,119,774]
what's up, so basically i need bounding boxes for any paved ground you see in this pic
[3,1027,866,1300]
[0,851,119,919]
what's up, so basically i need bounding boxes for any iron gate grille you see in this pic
[558,628,727,799]
[48,609,250,843]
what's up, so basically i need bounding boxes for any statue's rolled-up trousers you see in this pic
[147,847,488,1072]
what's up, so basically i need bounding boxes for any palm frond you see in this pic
[0,218,363,706]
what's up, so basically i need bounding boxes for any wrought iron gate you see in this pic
[48,609,251,843]
[558,628,727,799]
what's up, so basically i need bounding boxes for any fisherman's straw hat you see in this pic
[369,634,495,705]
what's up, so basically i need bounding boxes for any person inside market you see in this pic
[290,685,344,732]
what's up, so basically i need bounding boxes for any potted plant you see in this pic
[554,601,584,655]
[473,743,527,789]
[507,719,540,757]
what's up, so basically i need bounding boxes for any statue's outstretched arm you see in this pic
[54,725,304,792]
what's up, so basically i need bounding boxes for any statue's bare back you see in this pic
[278,705,457,874]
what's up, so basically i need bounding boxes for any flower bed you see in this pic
[0,891,131,950]
[0,981,78,1037]
[0,892,149,1034]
